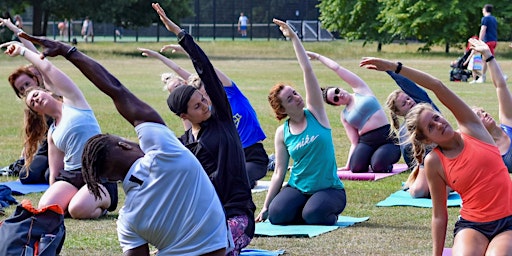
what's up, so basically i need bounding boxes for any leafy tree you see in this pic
[318,0,393,52]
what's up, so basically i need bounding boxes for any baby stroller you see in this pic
[449,50,473,82]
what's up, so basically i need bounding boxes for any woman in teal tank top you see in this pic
[255,19,346,225]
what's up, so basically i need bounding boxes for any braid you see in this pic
[82,134,111,200]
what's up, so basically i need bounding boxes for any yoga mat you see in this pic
[252,181,287,194]
[376,190,462,208]
[0,180,49,195]
[337,163,409,181]
[255,216,369,238]
[240,249,285,256]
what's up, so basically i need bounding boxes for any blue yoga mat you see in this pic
[376,190,461,208]
[240,249,285,256]
[0,180,49,195]
[255,216,369,238]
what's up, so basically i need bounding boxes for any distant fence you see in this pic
[21,20,334,43]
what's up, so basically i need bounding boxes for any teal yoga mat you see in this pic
[255,216,369,238]
[376,190,462,208]
[0,180,49,195]
[240,249,285,256]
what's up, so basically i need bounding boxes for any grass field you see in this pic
[0,39,511,255]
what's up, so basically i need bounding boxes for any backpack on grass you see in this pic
[0,199,65,256]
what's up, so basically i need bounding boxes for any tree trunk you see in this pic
[32,0,43,35]
[377,42,382,52]
[445,42,450,53]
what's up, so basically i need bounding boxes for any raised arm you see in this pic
[161,44,233,87]
[138,47,192,80]
[0,18,37,53]
[2,40,88,109]
[307,51,371,95]
[469,38,512,126]
[153,3,232,119]
[273,19,328,127]
[360,57,492,144]
[19,33,164,127]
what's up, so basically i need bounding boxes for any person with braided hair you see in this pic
[19,27,231,256]
[360,38,512,255]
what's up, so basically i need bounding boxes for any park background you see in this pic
[1,1,512,255]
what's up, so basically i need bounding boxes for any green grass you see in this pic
[1,39,511,255]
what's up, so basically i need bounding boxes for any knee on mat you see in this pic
[371,164,393,173]
[302,212,337,225]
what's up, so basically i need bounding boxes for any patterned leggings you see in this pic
[227,215,251,256]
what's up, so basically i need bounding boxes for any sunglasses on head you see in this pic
[332,88,341,103]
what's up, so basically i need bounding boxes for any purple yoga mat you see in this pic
[337,163,408,181]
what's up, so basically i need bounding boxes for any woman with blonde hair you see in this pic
[360,38,512,255]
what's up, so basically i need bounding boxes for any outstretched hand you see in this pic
[273,19,296,39]
[152,2,181,34]
[1,41,24,57]
[18,32,71,59]
[160,44,186,55]
[138,47,160,58]
[468,38,492,57]
[359,57,396,72]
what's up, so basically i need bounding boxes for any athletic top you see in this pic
[481,15,498,42]
[343,93,381,130]
[284,109,344,194]
[224,81,266,148]
[117,122,228,255]
[178,32,255,237]
[500,124,512,173]
[49,104,100,170]
[433,133,512,222]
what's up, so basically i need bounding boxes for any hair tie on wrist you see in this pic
[395,62,403,74]
[485,55,495,62]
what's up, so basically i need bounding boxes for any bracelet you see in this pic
[177,29,186,41]
[65,46,77,59]
[395,62,403,74]
[20,48,25,56]
[485,55,495,62]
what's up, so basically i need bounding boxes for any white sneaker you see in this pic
[476,75,486,83]
[469,80,478,84]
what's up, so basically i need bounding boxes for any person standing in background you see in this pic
[81,16,93,43]
[476,4,497,83]
[238,12,249,37]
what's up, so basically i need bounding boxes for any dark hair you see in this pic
[321,86,338,106]
[82,134,111,200]
[484,4,493,13]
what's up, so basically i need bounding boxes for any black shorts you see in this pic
[55,169,118,212]
[454,215,512,240]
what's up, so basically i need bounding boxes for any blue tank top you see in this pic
[343,93,381,130]
[284,109,344,194]
[49,104,101,170]
[500,124,512,173]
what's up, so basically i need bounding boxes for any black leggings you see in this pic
[350,124,401,173]
[268,186,346,225]
[19,139,50,184]
[244,142,269,189]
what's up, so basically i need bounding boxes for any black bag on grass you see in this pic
[0,199,65,256]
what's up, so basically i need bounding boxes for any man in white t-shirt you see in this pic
[238,12,249,37]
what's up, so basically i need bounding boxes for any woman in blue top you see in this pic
[307,51,401,173]
[138,45,268,188]
[255,19,346,225]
